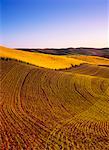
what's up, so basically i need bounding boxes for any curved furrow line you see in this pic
[44,72,108,149]
[94,66,109,78]
[45,120,81,149]
[0,115,10,150]
[1,60,109,149]
[1,95,31,149]
[20,68,58,129]
[41,72,74,119]
[0,63,46,149]
[1,66,33,149]
[45,68,108,148]
[1,63,23,95]
[12,69,50,149]
[0,60,16,81]
[45,117,78,149]
[11,70,39,148]
[46,120,109,149]
[51,73,92,116]
[0,110,29,149]
[65,64,109,79]
[88,76,109,99]
[91,78,109,96]
[72,75,97,107]
[0,63,19,83]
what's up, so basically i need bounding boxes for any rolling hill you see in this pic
[17,47,109,58]
[0,46,109,149]
[0,46,109,69]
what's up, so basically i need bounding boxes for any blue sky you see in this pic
[1,0,108,48]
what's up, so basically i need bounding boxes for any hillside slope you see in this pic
[0,59,109,149]
[0,46,84,69]
[17,48,109,58]
[0,46,109,69]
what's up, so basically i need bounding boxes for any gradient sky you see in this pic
[1,0,108,48]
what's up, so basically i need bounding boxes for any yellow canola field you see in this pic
[0,46,109,69]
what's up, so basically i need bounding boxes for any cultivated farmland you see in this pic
[0,47,109,150]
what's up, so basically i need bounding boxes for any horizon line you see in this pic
[1,45,109,50]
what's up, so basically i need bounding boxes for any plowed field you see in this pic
[0,57,109,149]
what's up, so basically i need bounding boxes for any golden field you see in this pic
[0,46,84,69]
[1,46,109,69]
[0,46,109,149]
